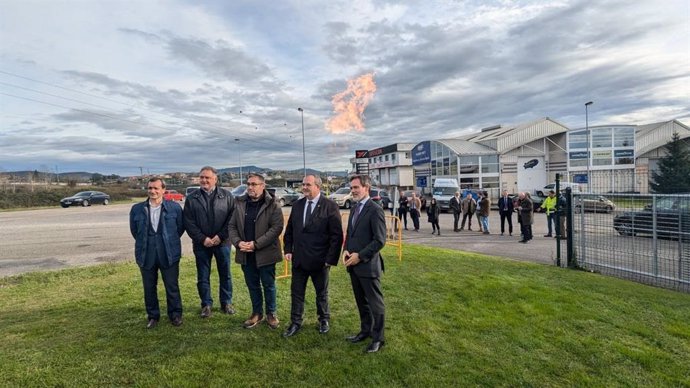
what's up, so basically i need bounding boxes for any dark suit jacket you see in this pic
[498,196,515,215]
[283,196,344,271]
[345,199,387,278]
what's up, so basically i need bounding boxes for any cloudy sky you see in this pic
[1,0,688,176]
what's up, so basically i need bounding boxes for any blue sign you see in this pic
[412,141,431,165]
[569,151,588,159]
[416,176,428,187]
[614,149,634,157]
[573,174,588,184]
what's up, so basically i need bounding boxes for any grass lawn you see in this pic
[1,244,689,387]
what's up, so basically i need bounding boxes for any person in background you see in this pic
[450,191,462,232]
[518,192,534,243]
[497,190,514,236]
[282,175,343,337]
[460,192,477,231]
[557,191,568,238]
[129,177,185,329]
[229,173,284,330]
[184,166,235,318]
[397,190,409,231]
[478,191,491,234]
[427,197,441,235]
[409,192,422,232]
[540,190,557,237]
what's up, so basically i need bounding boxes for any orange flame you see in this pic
[326,73,377,134]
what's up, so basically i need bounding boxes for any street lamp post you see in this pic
[585,101,593,190]
[297,107,306,177]
[235,138,242,185]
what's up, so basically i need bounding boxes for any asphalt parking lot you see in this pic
[0,203,564,278]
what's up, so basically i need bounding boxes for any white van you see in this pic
[432,178,460,212]
[540,182,581,196]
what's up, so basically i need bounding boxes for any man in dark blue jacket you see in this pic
[130,177,185,329]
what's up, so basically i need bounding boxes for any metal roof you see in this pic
[635,120,690,155]
[434,139,497,155]
[459,117,569,153]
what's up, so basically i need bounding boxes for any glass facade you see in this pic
[420,141,499,189]
[567,126,635,170]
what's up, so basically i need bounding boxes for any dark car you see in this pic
[60,191,111,207]
[231,184,247,197]
[530,193,548,212]
[267,187,300,206]
[370,188,392,210]
[613,196,690,240]
[523,159,539,169]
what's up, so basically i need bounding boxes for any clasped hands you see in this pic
[203,235,222,248]
[342,250,361,267]
[238,240,256,252]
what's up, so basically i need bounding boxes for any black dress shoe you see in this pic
[146,319,158,329]
[171,316,183,327]
[346,332,370,343]
[318,320,330,334]
[366,341,384,353]
[282,323,301,337]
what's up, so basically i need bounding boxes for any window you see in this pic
[385,155,389,162]
[614,127,635,147]
[391,154,396,161]
[591,128,612,148]
[568,130,588,149]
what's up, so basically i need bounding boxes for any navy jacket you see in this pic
[345,199,387,278]
[183,187,234,249]
[130,200,185,268]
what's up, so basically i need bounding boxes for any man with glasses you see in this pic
[282,175,343,337]
[184,166,235,318]
[229,173,284,329]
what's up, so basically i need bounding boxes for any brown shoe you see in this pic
[266,313,280,329]
[200,305,212,318]
[243,313,264,329]
[221,304,236,315]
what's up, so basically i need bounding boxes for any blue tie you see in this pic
[305,200,313,224]
[352,202,363,225]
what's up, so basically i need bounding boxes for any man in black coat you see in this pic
[497,189,514,236]
[283,175,343,337]
[342,174,387,353]
[450,191,462,232]
[183,166,235,318]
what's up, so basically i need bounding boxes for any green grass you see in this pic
[1,245,689,387]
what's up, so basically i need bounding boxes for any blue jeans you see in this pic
[480,215,490,232]
[547,213,556,235]
[194,245,232,308]
[242,256,277,315]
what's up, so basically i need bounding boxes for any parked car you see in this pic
[370,188,392,209]
[329,187,355,209]
[60,191,111,207]
[613,196,690,240]
[185,186,200,197]
[163,190,184,201]
[403,190,427,210]
[531,193,548,212]
[573,195,616,213]
[231,184,247,197]
[267,187,300,206]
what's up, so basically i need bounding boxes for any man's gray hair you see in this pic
[246,172,265,182]
[306,174,322,187]
[349,174,371,188]
[199,166,218,176]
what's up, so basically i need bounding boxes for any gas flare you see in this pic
[326,73,377,134]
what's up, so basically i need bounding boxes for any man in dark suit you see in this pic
[283,175,343,337]
[450,191,462,232]
[498,189,514,236]
[342,174,387,353]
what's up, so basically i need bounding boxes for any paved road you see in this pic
[0,203,565,277]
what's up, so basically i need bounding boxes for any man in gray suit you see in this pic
[342,174,387,353]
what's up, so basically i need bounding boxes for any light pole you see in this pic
[235,138,242,185]
[297,107,306,177]
[585,101,593,190]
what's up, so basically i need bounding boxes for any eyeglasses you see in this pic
[246,182,264,186]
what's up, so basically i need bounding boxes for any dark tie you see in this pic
[352,202,363,225]
[305,200,313,224]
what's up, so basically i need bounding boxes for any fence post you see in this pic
[555,174,561,267]
[566,187,575,267]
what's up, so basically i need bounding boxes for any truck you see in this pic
[432,178,460,212]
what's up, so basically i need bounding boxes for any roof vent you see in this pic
[480,125,501,132]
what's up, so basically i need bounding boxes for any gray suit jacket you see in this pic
[345,199,387,278]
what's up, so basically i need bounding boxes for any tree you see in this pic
[649,132,690,193]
